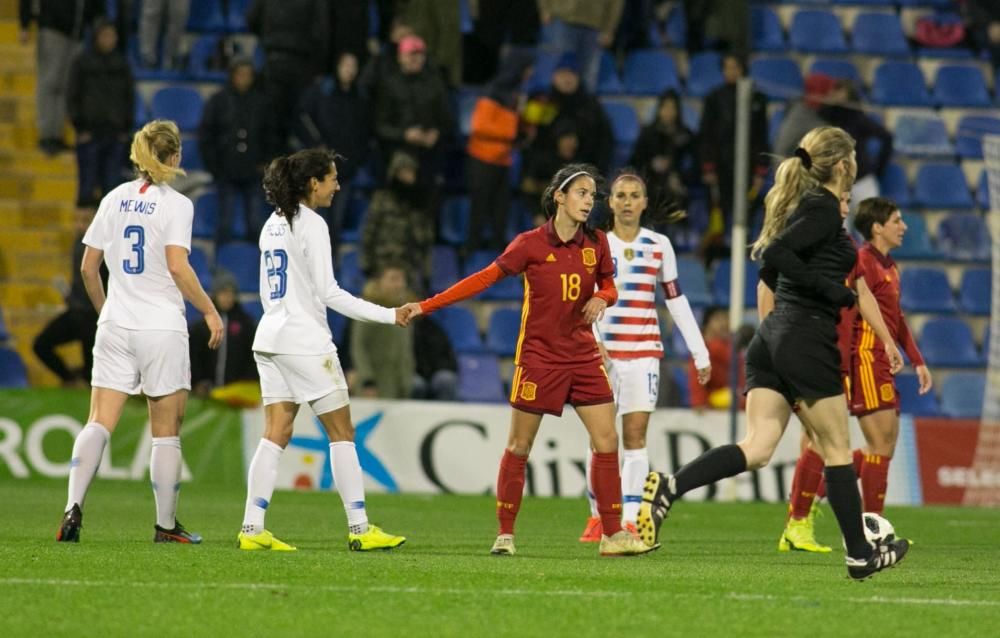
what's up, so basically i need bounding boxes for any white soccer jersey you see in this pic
[82,179,192,332]
[598,228,709,369]
[252,205,395,355]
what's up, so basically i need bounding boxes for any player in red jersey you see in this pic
[781,197,932,549]
[403,164,656,557]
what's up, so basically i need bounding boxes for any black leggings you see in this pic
[32,309,97,382]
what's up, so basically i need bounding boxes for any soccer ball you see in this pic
[862,512,896,545]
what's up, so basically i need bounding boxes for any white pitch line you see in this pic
[1,578,998,607]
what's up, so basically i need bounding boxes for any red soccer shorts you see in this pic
[509,363,614,416]
[848,348,899,417]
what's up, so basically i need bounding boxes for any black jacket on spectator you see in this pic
[629,120,698,191]
[66,46,133,137]
[413,317,457,380]
[533,86,613,172]
[190,304,258,388]
[199,86,276,182]
[296,77,369,181]
[19,0,103,38]
[819,104,893,180]
[698,83,769,179]
[247,0,328,66]
[373,66,453,147]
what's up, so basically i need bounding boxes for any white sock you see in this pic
[621,447,649,524]
[150,436,182,529]
[66,422,110,511]
[330,441,368,534]
[242,438,284,535]
[585,447,598,517]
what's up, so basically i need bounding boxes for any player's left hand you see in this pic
[396,302,423,326]
[581,297,607,324]
[697,365,712,386]
[206,311,224,350]
[886,343,903,375]
[915,364,933,394]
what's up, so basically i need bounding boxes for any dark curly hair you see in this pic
[262,148,339,228]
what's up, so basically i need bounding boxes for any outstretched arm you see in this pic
[408,263,507,319]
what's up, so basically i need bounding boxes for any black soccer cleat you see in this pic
[636,472,676,547]
[154,521,203,544]
[846,537,910,581]
[56,504,83,542]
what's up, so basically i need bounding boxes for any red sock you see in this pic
[590,451,623,536]
[789,448,824,520]
[496,449,527,535]
[816,448,863,500]
[860,453,890,514]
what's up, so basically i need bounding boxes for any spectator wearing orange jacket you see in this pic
[688,306,745,410]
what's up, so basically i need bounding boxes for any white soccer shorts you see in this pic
[91,322,191,396]
[255,351,348,405]
[608,357,660,415]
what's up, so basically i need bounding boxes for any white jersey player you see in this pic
[579,172,712,541]
[238,149,407,552]
[57,120,223,544]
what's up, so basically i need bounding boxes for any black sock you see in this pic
[824,464,872,560]
[673,444,747,498]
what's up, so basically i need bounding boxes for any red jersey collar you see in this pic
[544,218,585,246]
[862,242,895,269]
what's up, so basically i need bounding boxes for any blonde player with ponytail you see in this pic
[56,120,223,544]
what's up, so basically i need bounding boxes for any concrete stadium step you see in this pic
[0,281,64,310]
[0,20,20,44]
[0,46,34,73]
[0,200,76,228]
[0,148,75,176]
[0,121,38,150]
[0,3,17,21]
[0,69,34,94]
[0,173,76,202]
[0,95,35,125]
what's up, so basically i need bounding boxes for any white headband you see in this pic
[558,170,590,191]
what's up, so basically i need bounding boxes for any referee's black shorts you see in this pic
[745,308,843,405]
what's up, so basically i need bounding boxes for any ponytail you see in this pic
[129,120,185,184]
[262,148,338,229]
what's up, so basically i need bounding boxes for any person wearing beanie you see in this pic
[189,270,259,397]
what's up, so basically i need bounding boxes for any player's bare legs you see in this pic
[738,389,793,469]
[147,390,200,543]
[240,401,299,551]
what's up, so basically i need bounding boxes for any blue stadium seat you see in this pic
[912,163,973,209]
[431,306,485,354]
[956,116,1000,160]
[0,347,28,388]
[596,51,622,95]
[456,353,506,402]
[622,49,680,95]
[940,372,985,419]
[439,197,470,245]
[186,0,227,32]
[525,51,557,94]
[486,307,522,357]
[895,372,940,417]
[244,300,264,322]
[790,10,847,54]
[878,163,912,208]
[871,62,932,106]
[150,87,204,132]
[686,52,724,98]
[920,318,982,367]
[893,213,939,260]
[768,106,784,149]
[977,170,991,209]
[326,308,347,348]
[893,114,954,157]
[959,269,992,315]
[809,58,862,86]
[216,241,259,293]
[189,246,212,289]
[336,250,363,295]
[899,267,956,314]
[340,193,369,244]
[188,35,226,81]
[430,245,460,294]
[603,101,640,167]
[938,213,991,261]
[750,57,803,101]
[711,259,759,307]
[676,256,712,307]
[192,191,218,239]
[664,4,686,48]
[134,90,148,126]
[852,13,909,56]
[226,0,251,32]
[180,135,205,171]
[672,365,690,407]
[933,65,991,107]
[751,6,786,52]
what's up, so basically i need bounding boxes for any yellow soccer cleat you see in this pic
[238,529,297,551]
[599,529,660,557]
[778,506,831,553]
[348,525,406,551]
[490,534,516,556]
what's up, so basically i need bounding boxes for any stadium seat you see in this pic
[244,300,264,322]
[664,3,685,48]
[749,57,803,101]
[686,52,724,98]
[893,213,939,260]
[933,65,992,107]
[150,87,204,132]
[959,269,992,315]
[809,58,862,87]
[134,90,148,126]
[676,256,713,307]
[596,51,623,95]
[899,267,956,314]
[878,163,912,208]
[603,101,640,167]
[622,49,680,95]
[456,353,506,403]
[486,307,522,357]
[340,193,369,244]
[672,365,690,407]
[186,0,227,32]
[894,373,940,417]
[711,259,759,307]
[920,318,982,367]
[937,213,991,261]
[430,245,460,294]
[439,197,470,245]
[940,372,985,419]
[871,62,932,107]
[216,241,259,293]
[336,250,363,295]
[192,191,218,239]
[0,347,28,388]
[790,10,847,54]
[189,246,212,289]
[180,136,205,171]
[525,51,558,94]
[893,114,954,157]
[187,35,226,81]
[431,306,485,354]
[956,116,1000,160]
[852,13,909,56]
[977,170,991,210]
[912,163,973,209]
[326,308,347,348]
[751,6,786,52]
[226,0,251,32]
[768,106,784,149]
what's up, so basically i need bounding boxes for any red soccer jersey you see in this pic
[495,219,616,368]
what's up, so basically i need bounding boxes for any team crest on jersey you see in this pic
[520,381,537,401]
[623,248,634,261]
[880,383,894,402]
[582,248,597,266]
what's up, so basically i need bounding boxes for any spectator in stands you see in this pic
[138,0,190,70]
[359,15,414,103]
[818,80,893,206]
[965,1,1000,71]
[296,52,370,255]
[773,73,836,161]
[411,315,458,401]
[373,35,454,191]
[465,50,535,255]
[538,0,624,93]
[189,271,258,398]
[687,306,745,411]
[248,0,329,148]
[350,263,415,399]
[66,19,133,207]
[32,206,106,386]
[19,0,105,155]
[465,0,540,84]
[683,0,750,59]
[402,0,462,87]
[360,152,434,290]
[328,0,370,69]
[520,120,582,218]
[629,89,697,210]
[199,58,275,244]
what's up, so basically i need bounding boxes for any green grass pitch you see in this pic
[2,479,999,637]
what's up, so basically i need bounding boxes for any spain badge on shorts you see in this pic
[582,248,597,267]
[880,383,895,403]
[520,381,537,401]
